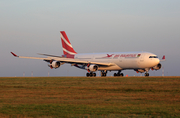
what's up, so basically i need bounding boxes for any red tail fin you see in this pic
[162,55,165,60]
[60,31,77,55]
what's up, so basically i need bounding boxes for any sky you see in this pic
[0,0,180,77]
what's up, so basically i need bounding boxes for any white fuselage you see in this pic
[74,51,160,71]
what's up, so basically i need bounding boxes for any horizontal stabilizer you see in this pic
[11,52,18,57]
[160,55,166,61]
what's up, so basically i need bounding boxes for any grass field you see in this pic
[0,76,179,118]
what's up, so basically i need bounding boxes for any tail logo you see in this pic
[60,31,77,55]
[102,54,114,58]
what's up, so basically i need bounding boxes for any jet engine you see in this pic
[152,63,162,70]
[88,65,98,72]
[48,61,61,69]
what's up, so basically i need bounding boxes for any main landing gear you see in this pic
[114,71,124,77]
[86,72,96,77]
[86,70,107,77]
[101,70,107,77]
[145,73,149,77]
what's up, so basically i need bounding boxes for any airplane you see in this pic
[11,31,165,77]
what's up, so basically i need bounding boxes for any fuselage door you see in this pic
[139,53,144,62]
[137,53,145,68]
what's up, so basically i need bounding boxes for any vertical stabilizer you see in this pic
[60,31,77,55]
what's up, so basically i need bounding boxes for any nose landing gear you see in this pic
[144,68,150,77]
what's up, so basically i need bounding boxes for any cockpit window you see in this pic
[149,56,158,58]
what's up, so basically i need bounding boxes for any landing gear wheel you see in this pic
[120,73,124,77]
[101,70,107,77]
[93,73,96,77]
[114,73,123,77]
[145,73,149,77]
[117,73,120,76]
[87,72,96,77]
[86,73,90,77]
[114,70,123,77]
[90,73,93,77]
[101,73,106,77]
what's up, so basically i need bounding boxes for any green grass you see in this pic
[0,77,180,117]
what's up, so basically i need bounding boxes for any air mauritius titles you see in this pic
[102,54,141,58]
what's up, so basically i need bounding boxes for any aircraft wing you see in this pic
[11,52,50,60]
[37,53,65,58]
[52,57,114,66]
[11,52,114,66]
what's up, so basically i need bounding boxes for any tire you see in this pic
[86,73,90,77]
[90,73,93,77]
[145,73,149,77]
[93,73,96,77]
[101,73,103,77]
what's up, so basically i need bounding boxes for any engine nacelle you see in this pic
[49,61,61,69]
[88,65,98,72]
[135,69,145,73]
[152,63,162,70]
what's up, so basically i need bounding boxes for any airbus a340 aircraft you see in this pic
[11,31,165,77]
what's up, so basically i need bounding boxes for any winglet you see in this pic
[11,52,18,57]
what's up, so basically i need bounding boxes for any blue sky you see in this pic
[0,0,180,77]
